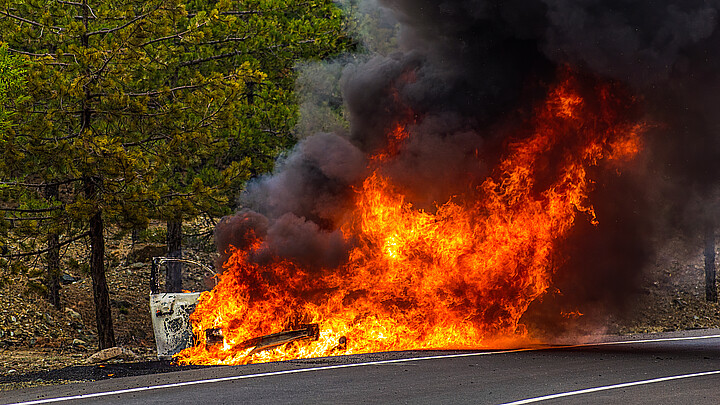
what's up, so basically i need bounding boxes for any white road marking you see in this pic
[5,349,526,405]
[6,333,720,405]
[574,333,720,347]
[499,369,720,404]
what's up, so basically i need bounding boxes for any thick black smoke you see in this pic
[217,0,720,336]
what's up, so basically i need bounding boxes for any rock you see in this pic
[672,298,686,308]
[64,308,83,322]
[43,313,55,326]
[85,346,137,364]
[61,274,81,284]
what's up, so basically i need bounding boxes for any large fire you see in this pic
[176,70,645,365]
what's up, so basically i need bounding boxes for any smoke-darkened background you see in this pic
[217,0,720,336]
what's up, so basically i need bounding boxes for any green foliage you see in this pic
[136,226,167,244]
[0,44,26,134]
[0,0,352,241]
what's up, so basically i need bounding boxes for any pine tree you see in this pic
[149,0,353,290]
[0,0,351,349]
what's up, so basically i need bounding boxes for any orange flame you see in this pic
[176,70,645,365]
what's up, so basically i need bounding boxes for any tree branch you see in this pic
[122,135,169,147]
[179,37,319,68]
[55,0,84,7]
[7,48,76,59]
[0,178,80,188]
[201,35,251,46]
[86,4,161,37]
[1,232,90,259]
[0,206,63,213]
[4,216,54,221]
[178,50,242,68]
[141,21,209,47]
[125,82,210,97]
[0,10,63,31]
[186,2,314,19]
[186,10,258,19]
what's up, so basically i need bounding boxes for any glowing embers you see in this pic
[176,70,645,366]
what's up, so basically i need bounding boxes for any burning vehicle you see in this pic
[158,1,720,366]
[149,257,206,360]
[150,257,322,361]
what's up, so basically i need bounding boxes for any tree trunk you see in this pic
[166,220,183,293]
[84,177,115,349]
[705,225,717,302]
[44,184,62,309]
[45,232,61,308]
[77,1,114,349]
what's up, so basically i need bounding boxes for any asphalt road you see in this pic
[3,329,720,405]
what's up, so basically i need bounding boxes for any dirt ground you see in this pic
[1,230,718,391]
[0,223,218,391]
[606,237,720,334]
